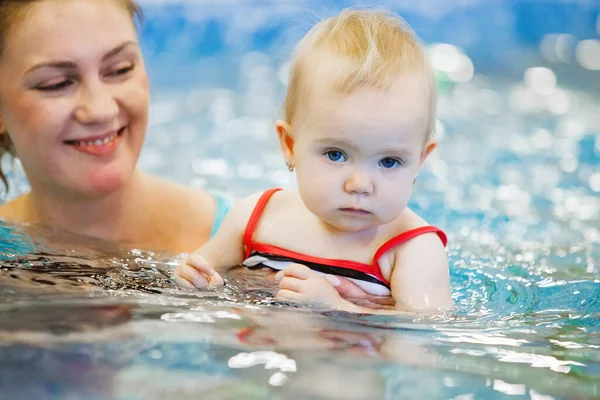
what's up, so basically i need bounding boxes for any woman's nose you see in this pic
[74,81,119,125]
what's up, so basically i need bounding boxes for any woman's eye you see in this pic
[107,63,135,77]
[325,150,347,162]
[36,79,73,92]
[379,157,402,169]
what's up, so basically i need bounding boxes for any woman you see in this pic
[0,0,231,253]
[0,0,391,307]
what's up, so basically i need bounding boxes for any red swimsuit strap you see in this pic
[252,242,391,288]
[372,226,447,267]
[243,191,447,288]
[253,242,375,272]
[243,188,282,259]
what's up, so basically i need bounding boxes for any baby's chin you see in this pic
[320,213,382,233]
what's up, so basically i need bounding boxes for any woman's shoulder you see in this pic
[146,175,214,209]
[0,195,30,223]
[145,176,217,242]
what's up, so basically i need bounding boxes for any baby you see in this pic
[175,9,451,314]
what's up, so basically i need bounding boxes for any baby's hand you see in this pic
[173,253,225,289]
[275,264,344,308]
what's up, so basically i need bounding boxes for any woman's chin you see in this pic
[68,165,136,199]
[87,175,128,197]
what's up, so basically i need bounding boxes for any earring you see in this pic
[286,161,295,172]
[413,176,417,186]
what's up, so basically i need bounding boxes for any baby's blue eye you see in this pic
[325,150,347,162]
[379,157,401,169]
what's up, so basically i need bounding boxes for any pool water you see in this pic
[1,1,599,399]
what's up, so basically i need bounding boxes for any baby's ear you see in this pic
[419,139,437,167]
[275,120,295,162]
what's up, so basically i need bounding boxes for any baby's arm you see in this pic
[174,193,261,289]
[275,266,413,315]
[387,232,452,312]
[276,232,451,315]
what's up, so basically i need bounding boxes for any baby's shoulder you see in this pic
[385,208,446,257]
[374,209,447,282]
[268,189,302,206]
[230,188,300,220]
[390,207,430,233]
[228,191,263,219]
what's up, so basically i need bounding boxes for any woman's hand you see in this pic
[327,275,396,310]
[173,253,224,289]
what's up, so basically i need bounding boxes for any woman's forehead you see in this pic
[2,0,137,66]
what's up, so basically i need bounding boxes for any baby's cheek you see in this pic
[309,170,329,185]
[297,177,333,213]
[304,174,337,198]
[304,162,337,184]
[382,193,409,219]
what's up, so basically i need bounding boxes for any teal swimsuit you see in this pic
[209,191,234,238]
[0,191,233,255]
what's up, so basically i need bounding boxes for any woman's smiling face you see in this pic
[0,0,149,199]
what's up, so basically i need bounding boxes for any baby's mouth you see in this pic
[339,208,371,215]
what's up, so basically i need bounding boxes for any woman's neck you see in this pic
[23,170,155,244]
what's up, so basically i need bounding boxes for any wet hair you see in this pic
[283,9,437,140]
[0,0,142,192]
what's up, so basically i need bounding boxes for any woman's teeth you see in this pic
[69,130,121,146]
[83,135,114,146]
[66,128,124,156]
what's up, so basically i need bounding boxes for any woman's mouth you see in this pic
[64,128,126,156]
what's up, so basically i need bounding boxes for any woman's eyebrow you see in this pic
[25,41,138,74]
[26,61,77,74]
[101,40,138,61]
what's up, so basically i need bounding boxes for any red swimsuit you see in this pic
[241,188,447,295]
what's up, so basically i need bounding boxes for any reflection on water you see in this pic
[0,219,598,399]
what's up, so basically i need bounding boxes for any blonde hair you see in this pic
[283,9,437,139]
[0,0,142,192]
